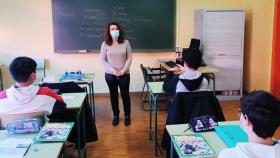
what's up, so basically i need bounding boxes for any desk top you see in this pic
[166,121,239,157]
[147,82,165,94]
[158,59,219,73]
[0,130,63,158]
[62,92,87,109]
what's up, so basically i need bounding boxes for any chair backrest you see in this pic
[140,64,149,83]
[0,112,44,128]
[35,58,46,83]
[189,38,200,50]
[166,91,225,125]
[140,64,166,83]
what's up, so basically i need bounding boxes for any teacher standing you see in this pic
[100,22,132,126]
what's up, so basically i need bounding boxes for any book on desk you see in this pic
[171,133,215,157]
[34,122,74,142]
[215,125,248,148]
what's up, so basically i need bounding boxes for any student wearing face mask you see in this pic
[100,22,132,126]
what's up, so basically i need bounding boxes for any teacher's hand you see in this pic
[113,70,124,76]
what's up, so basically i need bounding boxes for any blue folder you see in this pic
[215,125,248,148]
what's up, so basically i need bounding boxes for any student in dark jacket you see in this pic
[163,48,209,96]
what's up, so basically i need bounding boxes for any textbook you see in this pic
[215,125,248,148]
[34,122,74,142]
[171,134,215,157]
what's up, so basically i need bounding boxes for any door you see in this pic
[271,0,280,98]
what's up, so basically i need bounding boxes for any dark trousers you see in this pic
[105,73,131,117]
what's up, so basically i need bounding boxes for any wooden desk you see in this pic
[0,64,4,91]
[158,59,219,93]
[62,92,87,158]
[0,130,63,158]
[166,121,239,158]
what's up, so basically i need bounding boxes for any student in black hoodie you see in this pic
[163,48,209,95]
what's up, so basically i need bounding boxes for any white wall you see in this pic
[0,0,274,93]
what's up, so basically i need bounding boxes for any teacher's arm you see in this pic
[122,40,132,73]
[100,42,115,74]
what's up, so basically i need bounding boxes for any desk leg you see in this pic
[0,67,3,91]
[90,82,95,119]
[149,92,153,140]
[77,103,87,158]
[154,94,158,156]
[153,95,163,156]
[170,140,174,158]
[211,73,216,95]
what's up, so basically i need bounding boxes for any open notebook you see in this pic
[0,138,32,158]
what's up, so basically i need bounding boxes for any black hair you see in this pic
[9,56,37,83]
[182,48,202,69]
[240,90,280,138]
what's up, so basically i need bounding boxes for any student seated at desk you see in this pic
[163,48,209,96]
[218,90,280,158]
[0,56,66,118]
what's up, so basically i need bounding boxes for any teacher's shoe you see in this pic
[112,116,119,126]
[124,116,131,126]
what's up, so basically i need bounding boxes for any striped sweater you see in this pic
[100,40,132,74]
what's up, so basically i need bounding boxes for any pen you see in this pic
[183,125,191,133]
[23,143,32,156]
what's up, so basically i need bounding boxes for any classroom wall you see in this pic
[243,0,275,92]
[0,0,275,93]
[0,0,174,93]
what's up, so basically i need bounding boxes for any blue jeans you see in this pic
[105,73,131,117]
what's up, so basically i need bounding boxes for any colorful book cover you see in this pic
[34,122,74,142]
[171,134,216,157]
[215,125,248,148]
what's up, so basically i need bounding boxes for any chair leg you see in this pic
[140,83,146,103]
[142,89,150,111]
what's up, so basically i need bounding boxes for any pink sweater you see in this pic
[100,40,132,74]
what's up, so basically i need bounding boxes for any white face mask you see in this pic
[110,30,119,39]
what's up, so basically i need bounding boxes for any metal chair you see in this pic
[140,64,166,110]
[35,58,46,83]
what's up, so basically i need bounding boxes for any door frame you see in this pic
[271,0,280,98]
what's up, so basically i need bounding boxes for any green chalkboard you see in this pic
[52,0,176,53]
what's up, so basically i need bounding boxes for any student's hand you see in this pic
[169,64,186,74]
[171,52,180,58]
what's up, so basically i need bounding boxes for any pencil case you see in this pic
[7,118,43,134]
